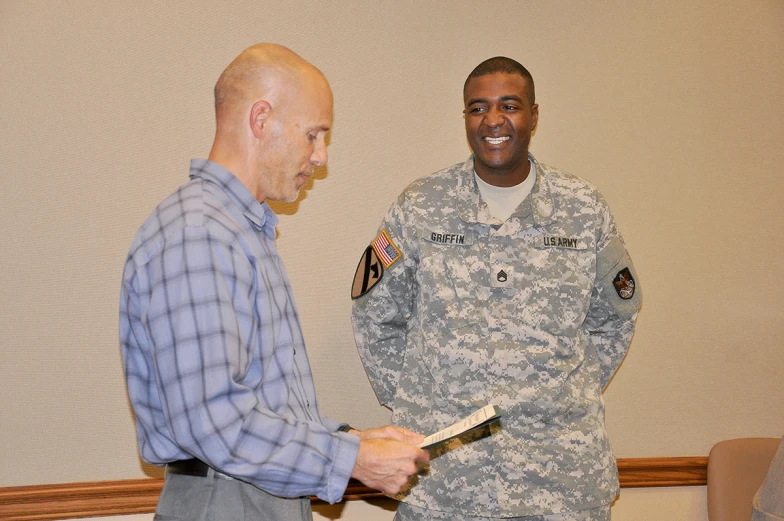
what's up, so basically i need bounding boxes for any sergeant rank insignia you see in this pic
[351,230,401,299]
[613,267,635,300]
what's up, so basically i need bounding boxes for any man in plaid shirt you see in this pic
[120,43,428,521]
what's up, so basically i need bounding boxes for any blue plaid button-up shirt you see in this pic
[120,159,358,503]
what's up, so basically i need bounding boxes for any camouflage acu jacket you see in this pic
[352,154,641,517]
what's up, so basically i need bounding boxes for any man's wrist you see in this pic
[337,424,362,436]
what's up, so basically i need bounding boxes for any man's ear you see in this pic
[250,100,272,139]
[531,103,539,134]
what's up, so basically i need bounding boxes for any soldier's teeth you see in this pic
[484,137,509,144]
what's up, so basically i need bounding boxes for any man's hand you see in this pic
[350,426,430,495]
[358,425,425,445]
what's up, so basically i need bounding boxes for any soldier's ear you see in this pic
[531,104,539,133]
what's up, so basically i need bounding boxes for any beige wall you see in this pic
[1,1,783,518]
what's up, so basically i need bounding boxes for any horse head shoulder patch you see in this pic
[351,245,384,299]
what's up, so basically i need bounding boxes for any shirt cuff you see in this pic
[320,416,342,432]
[321,432,360,504]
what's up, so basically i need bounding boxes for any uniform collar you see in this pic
[456,153,555,227]
[189,159,278,238]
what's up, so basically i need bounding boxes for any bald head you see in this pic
[208,43,333,203]
[214,43,327,116]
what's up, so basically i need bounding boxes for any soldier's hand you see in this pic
[351,437,430,495]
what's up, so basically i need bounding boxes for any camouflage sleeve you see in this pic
[584,195,642,389]
[351,195,416,408]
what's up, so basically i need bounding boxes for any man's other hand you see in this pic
[350,428,430,495]
[358,425,425,445]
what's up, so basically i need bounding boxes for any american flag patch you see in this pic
[372,230,402,268]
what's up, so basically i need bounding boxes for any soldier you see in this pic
[351,57,642,521]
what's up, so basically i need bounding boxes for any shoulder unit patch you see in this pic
[613,267,636,300]
[351,245,384,299]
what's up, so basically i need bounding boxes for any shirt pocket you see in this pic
[419,237,484,328]
[527,238,594,337]
[417,239,488,401]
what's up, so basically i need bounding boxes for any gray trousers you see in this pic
[154,469,312,521]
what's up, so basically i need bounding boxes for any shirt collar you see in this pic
[457,153,555,227]
[189,159,278,238]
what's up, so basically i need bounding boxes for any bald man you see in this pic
[119,44,428,521]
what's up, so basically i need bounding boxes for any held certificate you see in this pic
[419,404,503,449]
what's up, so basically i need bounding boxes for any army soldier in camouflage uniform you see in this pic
[351,57,642,521]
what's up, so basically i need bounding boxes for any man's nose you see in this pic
[484,106,505,128]
[311,139,328,167]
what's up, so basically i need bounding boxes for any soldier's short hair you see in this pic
[463,57,535,105]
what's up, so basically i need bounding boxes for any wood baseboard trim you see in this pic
[0,456,708,521]
[617,456,708,488]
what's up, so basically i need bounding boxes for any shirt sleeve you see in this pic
[136,226,359,503]
[584,196,643,389]
[351,196,415,408]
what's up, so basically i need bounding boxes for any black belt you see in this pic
[166,458,233,480]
